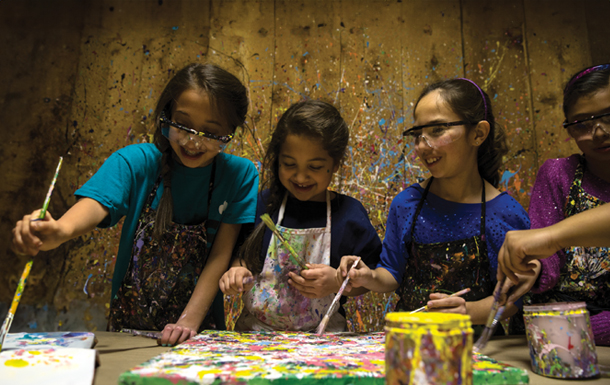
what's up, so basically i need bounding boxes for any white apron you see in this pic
[237,191,345,331]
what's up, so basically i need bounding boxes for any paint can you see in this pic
[385,312,473,385]
[523,302,598,378]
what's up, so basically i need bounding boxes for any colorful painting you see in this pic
[472,352,529,384]
[0,347,97,385]
[119,331,528,385]
[2,332,96,351]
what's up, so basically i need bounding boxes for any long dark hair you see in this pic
[413,78,507,187]
[152,63,248,238]
[240,100,349,274]
[563,63,610,119]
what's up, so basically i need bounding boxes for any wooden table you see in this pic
[93,331,610,385]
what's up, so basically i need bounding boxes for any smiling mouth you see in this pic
[293,182,313,190]
[425,157,440,164]
[181,147,204,157]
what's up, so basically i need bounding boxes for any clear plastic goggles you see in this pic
[563,112,610,139]
[160,110,233,151]
[403,121,472,149]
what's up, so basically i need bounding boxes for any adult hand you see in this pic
[498,228,558,284]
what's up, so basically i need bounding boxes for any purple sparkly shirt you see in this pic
[529,154,610,345]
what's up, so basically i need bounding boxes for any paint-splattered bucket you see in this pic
[523,302,598,378]
[385,312,473,385]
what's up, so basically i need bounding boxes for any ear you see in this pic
[471,120,490,146]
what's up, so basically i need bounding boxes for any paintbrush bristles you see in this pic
[260,214,308,269]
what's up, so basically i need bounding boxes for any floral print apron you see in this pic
[526,158,609,314]
[108,160,220,331]
[396,177,494,311]
[240,191,342,331]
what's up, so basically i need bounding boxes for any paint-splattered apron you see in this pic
[108,161,219,331]
[239,191,343,331]
[396,177,494,312]
[527,158,609,314]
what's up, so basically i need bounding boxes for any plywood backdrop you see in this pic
[1,0,608,333]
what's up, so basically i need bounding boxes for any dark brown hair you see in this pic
[240,99,349,273]
[413,78,507,187]
[152,63,248,238]
[563,64,610,119]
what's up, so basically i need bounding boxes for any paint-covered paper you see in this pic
[120,331,385,385]
[2,332,96,351]
[119,331,529,385]
[472,352,529,384]
[0,347,96,385]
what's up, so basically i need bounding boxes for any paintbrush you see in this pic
[316,257,361,335]
[121,328,161,340]
[0,260,34,350]
[32,156,63,222]
[410,287,472,314]
[473,277,507,352]
[260,214,308,270]
[1,157,64,350]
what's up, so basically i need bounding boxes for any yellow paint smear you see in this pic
[4,359,29,368]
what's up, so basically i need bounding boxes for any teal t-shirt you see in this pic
[75,143,259,298]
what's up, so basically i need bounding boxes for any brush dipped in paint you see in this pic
[316,257,361,335]
[0,260,33,350]
[260,214,308,270]
[1,157,64,350]
[473,277,507,352]
[410,287,472,314]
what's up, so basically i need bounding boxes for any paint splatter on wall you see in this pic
[0,0,603,333]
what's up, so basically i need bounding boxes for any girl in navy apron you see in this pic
[12,63,259,346]
[219,100,382,331]
[338,79,530,327]
[502,64,610,345]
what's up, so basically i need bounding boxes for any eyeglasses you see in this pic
[402,121,474,148]
[160,110,234,146]
[563,111,610,138]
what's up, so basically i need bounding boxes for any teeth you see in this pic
[426,157,439,164]
[184,149,200,156]
[297,184,309,188]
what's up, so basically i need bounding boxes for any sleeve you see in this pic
[334,200,382,270]
[528,158,572,293]
[221,158,259,224]
[485,196,530,274]
[377,193,412,285]
[591,311,610,346]
[74,148,153,228]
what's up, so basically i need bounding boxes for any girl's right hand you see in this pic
[219,266,254,295]
[336,255,371,291]
[12,210,65,256]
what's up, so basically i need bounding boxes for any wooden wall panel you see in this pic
[1,0,608,333]
[462,0,536,206]
[524,0,589,164]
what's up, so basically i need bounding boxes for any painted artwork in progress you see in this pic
[2,332,96,351]
[119,331,528,385]
[0,347,97,385]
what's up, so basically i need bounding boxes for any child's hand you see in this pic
[336,255,371,291]
[12,210,65,256]
[219,266,254,295]
[425,293,468,315]
[288,264,338,298]
[158,322,197,347]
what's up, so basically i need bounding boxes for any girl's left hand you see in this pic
[158,322,197,346]
[425,293,468,315]
[288,264,338,299]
